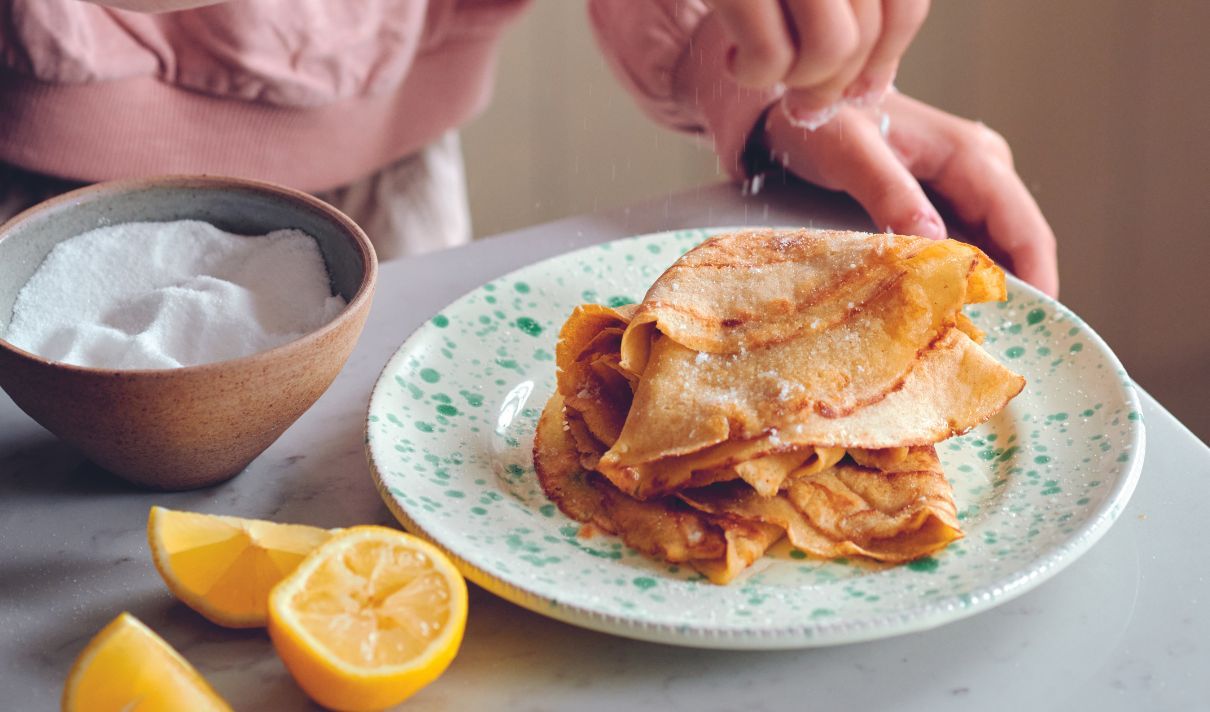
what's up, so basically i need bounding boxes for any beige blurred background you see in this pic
[462,0,1210,440]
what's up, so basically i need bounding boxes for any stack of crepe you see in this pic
[533,229,1025,584]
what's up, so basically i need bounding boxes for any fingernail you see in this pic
[907,210,946,240]
[846,81,890,109]
[843,78,872,102]
[781,100,839,131]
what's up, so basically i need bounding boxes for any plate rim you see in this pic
[364,227,1147,650]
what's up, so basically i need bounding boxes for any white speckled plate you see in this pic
[365,228,1145,649]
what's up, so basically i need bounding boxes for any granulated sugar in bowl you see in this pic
[0,176,377,490]
[6,220,346,369]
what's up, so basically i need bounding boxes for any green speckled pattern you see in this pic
[366,228,1146,649]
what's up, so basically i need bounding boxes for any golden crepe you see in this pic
[533,228,1025,584]
[677,447,962,563]
[536,393,784,584]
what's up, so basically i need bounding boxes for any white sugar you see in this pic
[777,381,802,401]
[4,220,346,369]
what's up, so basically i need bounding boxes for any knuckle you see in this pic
[799,22,860,78]
[958,121,1014,165]
[731,32,794,84]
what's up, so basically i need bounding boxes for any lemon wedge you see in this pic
[62,612,232,712]
[268,526,468,712]
[147,506,331,628]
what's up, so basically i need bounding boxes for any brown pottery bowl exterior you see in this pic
[0,176,377,489]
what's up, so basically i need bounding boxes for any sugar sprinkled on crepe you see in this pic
[534,228,1024,584]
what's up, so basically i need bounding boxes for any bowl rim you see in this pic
[0,174,378,377]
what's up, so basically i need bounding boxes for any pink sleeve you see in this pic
[588,0,778,179]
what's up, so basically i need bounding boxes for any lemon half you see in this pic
[268,525,468,712]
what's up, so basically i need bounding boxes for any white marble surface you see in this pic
[2,182,1208,711]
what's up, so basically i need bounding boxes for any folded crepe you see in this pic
[677,447,962,563]
[533,228,1025,584]
[536,393,784,584]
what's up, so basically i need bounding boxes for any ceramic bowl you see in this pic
[0,175,377,490]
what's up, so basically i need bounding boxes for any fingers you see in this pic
[845,0,929,102]
[946,158,1058,296]
[765,105,946,239]
[709,0,796,87]
[781,0,880,119]
[712,0,930,130]
[882,94,1059,296]
[780,0,865,86]
[761,92,1059,296]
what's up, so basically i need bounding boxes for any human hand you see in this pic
[83,0,226,12]
[759,90,1059,296]
[708,0,930,128]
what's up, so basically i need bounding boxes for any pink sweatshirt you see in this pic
[0,0,776,192]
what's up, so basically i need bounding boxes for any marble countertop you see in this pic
[3,182,1208,711]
